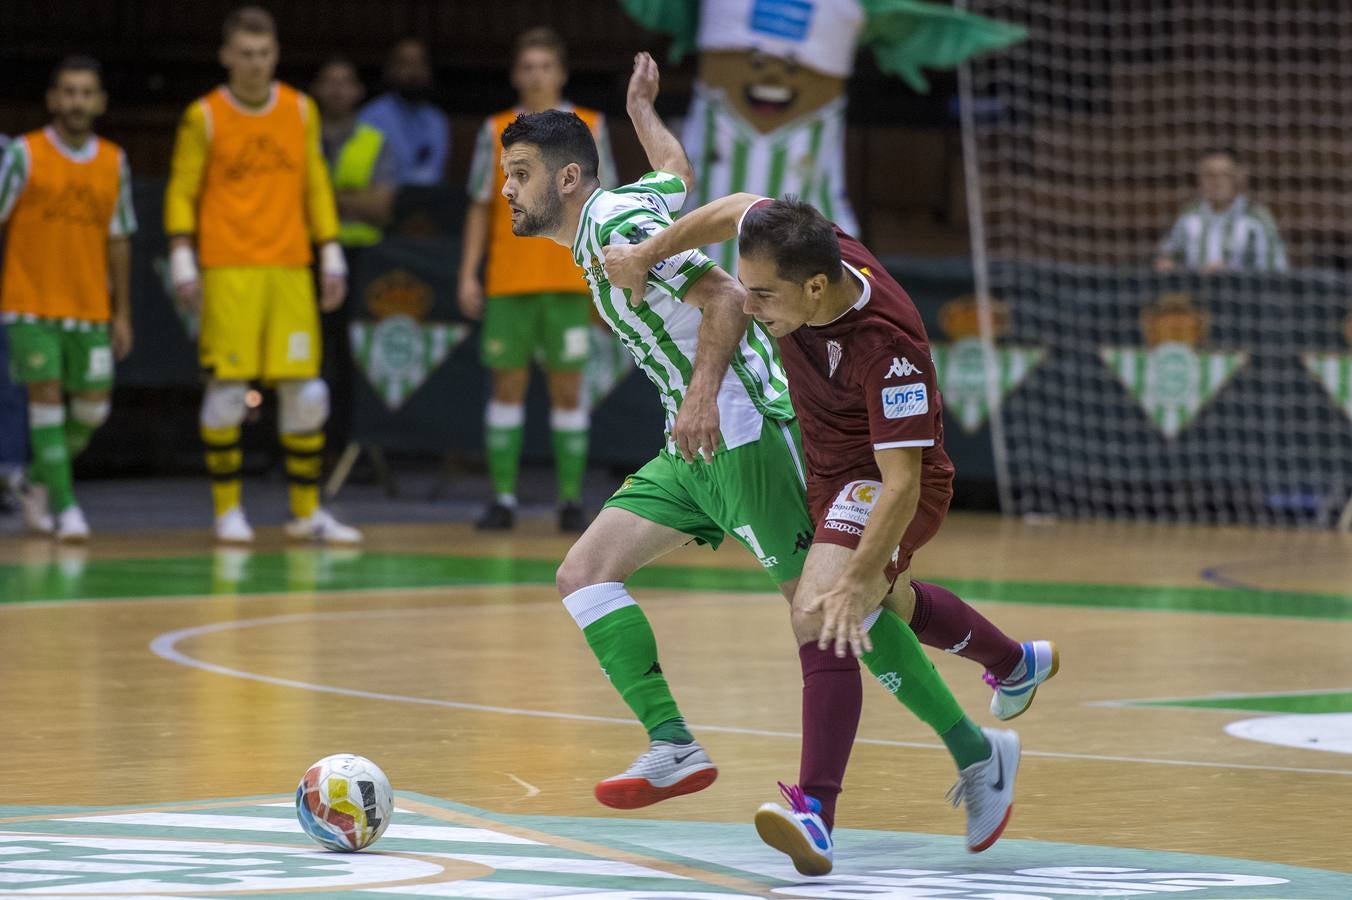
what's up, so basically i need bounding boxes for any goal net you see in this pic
[958,0,1352,526]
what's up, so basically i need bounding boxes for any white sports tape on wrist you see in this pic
[169,245,199,286]
[320,243,347,278]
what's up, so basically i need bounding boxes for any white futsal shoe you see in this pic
[754,782,834,876]
[986,640,1060,721]
[593,740,717,810]
[17,476,53,535]
[285,507,362,544]
[215,506,255,544]
[948,727,1020,852]
[55,505,90,542]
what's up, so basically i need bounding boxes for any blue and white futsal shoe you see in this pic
[754,782,833,876]
[986,640,1060,721]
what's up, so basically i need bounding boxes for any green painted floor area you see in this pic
[3,550,1352,620]
[0,792,1348,897]
[1131,690,1352,714]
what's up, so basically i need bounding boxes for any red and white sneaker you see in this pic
[594,740,717,809]
[948,727,1020,852]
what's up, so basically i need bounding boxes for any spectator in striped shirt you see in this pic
[1155,148,1287,274]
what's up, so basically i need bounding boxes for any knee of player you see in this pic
[555,552,589,599]
[200,381,249,429]
[277,378,330,433]
[790,601,824,645]
[70,397,111,429]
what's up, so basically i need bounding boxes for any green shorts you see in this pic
[481,291,592,372]
[605,417,815,585]
[5,318,113,391]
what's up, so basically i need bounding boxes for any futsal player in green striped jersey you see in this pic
[501,53,1038,828]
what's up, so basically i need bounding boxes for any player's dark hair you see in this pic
[739,196,843,285]
[500,109,598,181]
[51,55,102,88]
[1200,146,1239,164]
[514,26,567,69]
[223,5,276,42]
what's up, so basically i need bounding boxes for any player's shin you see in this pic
[562,582,692,743]
[905,580,1023,680]
[797,642,862,831]
[29,402,75,514]
[860,607,991,769]
[551,407,588,504]
[66,397,110,459]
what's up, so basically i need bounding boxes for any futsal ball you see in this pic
[295,753,394,851]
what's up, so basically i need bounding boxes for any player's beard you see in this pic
[511,185,564,238]
[55,110,94,142]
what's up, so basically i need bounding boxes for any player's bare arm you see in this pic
[625,52,694,195]
[457,200,491,320]
[671,266,750,464]
[602,192,764,300]
[807,446,923,658]
[108,236,133,360]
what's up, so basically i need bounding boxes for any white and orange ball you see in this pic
[295,753,393,851]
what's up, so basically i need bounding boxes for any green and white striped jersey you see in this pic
[1158,195,1287,273]
[681,84,858,273]
[571,170,795,453]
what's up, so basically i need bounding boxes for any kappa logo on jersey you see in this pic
[222,135,296,182]
[886,356,923,379]
[882,383,928,419]
[827,339,843,377]
[41,182,105,227]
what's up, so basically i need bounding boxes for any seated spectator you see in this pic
[313,57,396,248]
[1156,148,1287,274]
[359,39,450,187]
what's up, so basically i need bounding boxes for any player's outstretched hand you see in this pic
[320,274,347,312]
[670,384,720,465]
[806,581,877,659]
[602,243,650,307]
[626,52,660,113]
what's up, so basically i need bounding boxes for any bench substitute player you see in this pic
[1,55,136,541]
[604,190,1059,872]
[165,6,359,543]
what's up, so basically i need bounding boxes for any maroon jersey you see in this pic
[777,224,956,523]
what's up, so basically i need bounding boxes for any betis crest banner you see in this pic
[1101,342,1246,439]
[350,316,467,411]
[1302,353,1352,420]
[932,338,1044,434]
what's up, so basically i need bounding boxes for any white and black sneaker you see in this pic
[594,740,717,809]
[947,727,1020,852]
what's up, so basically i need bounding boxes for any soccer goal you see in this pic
[957,0,1352,526]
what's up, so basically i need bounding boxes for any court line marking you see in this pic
[1089,684,1352,710]
[149,609,1352,779]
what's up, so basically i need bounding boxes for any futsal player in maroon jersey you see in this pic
[602,194,1057,874]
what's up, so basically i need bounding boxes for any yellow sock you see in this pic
[281,430,324,519]
[202,425,243,516]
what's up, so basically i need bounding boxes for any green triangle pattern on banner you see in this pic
[349,318,468,411]
[1301,352,1352,420]
[932,338,1045,434]
[1101,342,1247,439]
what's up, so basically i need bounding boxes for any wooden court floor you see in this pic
[1,512,1350,884]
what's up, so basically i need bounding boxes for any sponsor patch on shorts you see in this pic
[826,480,881,528]
[881,383,928,419]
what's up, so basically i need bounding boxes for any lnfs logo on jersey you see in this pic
[886,356,922,379]
[827,340,842,377]
[882,383,928,419]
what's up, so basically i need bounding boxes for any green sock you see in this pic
[940,716,992,769]
[29,404,76,514]
[485,401,524,502]
[65,418,95,458]
[861,608,990,767]
[551,409,588,503]
[581,603,692,744]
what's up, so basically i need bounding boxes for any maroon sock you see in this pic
[797,642,861,832]
[909,580,1024,680]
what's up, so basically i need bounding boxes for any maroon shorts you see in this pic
[809,466,954,585]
